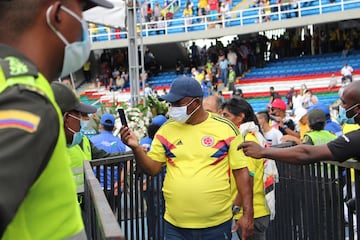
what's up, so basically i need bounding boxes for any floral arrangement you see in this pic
[124,107,151,139]
[90,95,168,140]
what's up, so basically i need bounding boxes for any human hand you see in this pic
[232,215,254,239]
[120,126,139,149]
[237,141,264,159]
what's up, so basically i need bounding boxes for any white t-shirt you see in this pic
[341,65,353,76]
[292,95,303,111]
[264,128,283,146]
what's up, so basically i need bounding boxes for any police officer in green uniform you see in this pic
[302,108,337,146]
[51,82,98,195]
[51,82,129,199]
[0,0,113,239]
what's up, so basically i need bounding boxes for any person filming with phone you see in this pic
[120,77,254,240]
[269,99,300,139]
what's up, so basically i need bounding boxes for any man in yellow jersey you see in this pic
[120,77,254,240]
[239,81,360,165]
[0,0,113,239]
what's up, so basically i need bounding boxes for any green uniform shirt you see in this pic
[0,44,85,239]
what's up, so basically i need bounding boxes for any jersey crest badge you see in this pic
[201,136,214,147]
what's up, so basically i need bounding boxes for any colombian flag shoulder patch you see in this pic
[0,110,40,133]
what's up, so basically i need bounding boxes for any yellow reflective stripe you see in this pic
[0,67,6,92]
[6,75,36,87]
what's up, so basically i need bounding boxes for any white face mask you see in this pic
[169,98,199,123]
[46,5,91,78]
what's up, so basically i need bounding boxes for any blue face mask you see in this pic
[66,113,83,147]
[345,103,359,124]
[338,105,357,124]
[80,119,90,130]
[46,5,91,78]
[70,131,83,148]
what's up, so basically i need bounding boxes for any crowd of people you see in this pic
[117,76,360,239]
[80,23,360,98]
[54,64,358,240]
[175,24,360,96]
[86,0,360,43]
[2,0,359,238]
[54,73,357,239]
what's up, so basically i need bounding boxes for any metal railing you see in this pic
[84,151,360,240]
[267,160,360,240]
[87,0,360,42]
[83,160,125,240]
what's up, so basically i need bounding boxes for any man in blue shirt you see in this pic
[90,113,127,153]
[90,113,128,193]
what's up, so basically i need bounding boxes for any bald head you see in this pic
[203,95,222,114]
[341,81,360,124]
[343,81,360,103]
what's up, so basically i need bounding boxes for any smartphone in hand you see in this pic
[117,108,128,127]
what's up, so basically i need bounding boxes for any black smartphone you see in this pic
[117,108,128,127]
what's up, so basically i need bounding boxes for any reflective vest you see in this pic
[0,56,85,239]
[68,136,92,193]
[305,130,337,146]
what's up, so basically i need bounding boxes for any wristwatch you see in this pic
[232,205,241,215]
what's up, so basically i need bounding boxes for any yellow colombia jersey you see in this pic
[148,113,249,228]
[232,133,270,219]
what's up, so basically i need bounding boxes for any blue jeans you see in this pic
[220,68,228,87]
[164,219,232,240]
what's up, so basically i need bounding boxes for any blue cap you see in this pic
[100,113,115,127]
[151,115,167,126]
[160,77,203,103]
[325,121,342,135]
[308,103,330,116]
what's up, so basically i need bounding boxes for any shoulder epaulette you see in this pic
[0,56,38,79]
